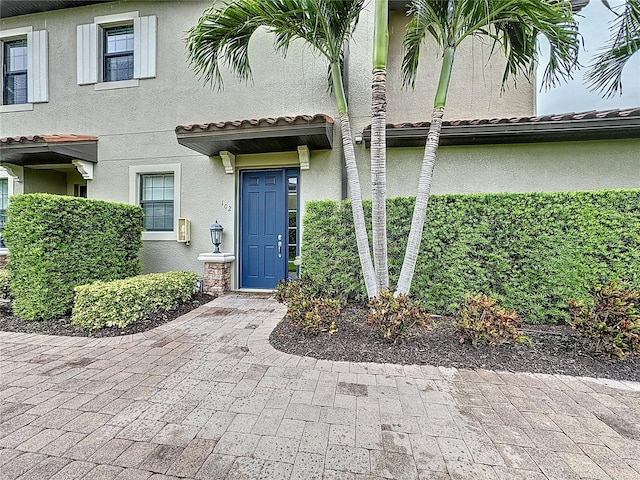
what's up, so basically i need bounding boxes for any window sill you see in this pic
[95,79,139,91]
[142,231,176,241]
[0,103,33,113]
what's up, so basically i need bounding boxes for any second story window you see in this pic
[1,27,48,110]
[3,38,28,105]
[77,13,156,88]
[103,25,134,82]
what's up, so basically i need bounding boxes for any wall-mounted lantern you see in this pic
[210,220,223,253]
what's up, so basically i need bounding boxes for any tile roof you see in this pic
[363,107,640,132]
[362,107,640,147]
[0,134,98,144]
[175,114,333,134]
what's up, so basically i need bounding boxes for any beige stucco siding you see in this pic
[23,169,67,194]
[363,139,640,197]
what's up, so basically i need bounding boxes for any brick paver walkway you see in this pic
[0,293,639,479]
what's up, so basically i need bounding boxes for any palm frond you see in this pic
[401,0,579,91]
[185,0,365,90]
[402,0,448,88]
[585,0,640,97]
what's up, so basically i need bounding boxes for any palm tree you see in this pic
[371,0,390,292]
[396,0,580,295]
[185,0,379,298]
[585,0,640,97]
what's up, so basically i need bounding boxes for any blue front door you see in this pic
[241,169,287,289]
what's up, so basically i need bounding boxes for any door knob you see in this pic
[277,234,282,258]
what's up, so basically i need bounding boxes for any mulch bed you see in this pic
[269,306,640,382]
[0,293,216,338]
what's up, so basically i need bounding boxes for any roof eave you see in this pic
[0,1,113,18]
[0,140,98,165]
[176,121,334,157]
[363,117,640,148]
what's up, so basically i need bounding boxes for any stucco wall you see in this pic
[23,169,67,194]
[355,139,640,198]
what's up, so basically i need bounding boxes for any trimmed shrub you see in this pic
[569,281,640,359]
[3,194,143,320]
[0,269,10,299]
[302,189,640,323]
[275,278,341,335]
[455,293,529,346]
[366,290,430,342]
[72,271,198,330]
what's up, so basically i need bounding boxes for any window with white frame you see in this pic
[0,26,48,110]
[77,12,156,88]
[129,164,180,240]
[3,39,27,104]
[103,24,134,82]
[140,173,174,232]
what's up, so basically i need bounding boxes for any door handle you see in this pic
[277,234,282,258]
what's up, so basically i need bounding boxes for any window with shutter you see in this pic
[77,12,157,88]
[1,27,48,108]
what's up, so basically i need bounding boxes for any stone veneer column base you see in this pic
[197,253,235,296]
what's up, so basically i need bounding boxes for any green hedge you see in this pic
[3,194,143,320]
[72,271,198,330]
[301,190,640,324]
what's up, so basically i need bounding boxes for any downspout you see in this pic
[341,40,350,200]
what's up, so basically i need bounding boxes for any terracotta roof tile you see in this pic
[0,134,98,144]
[176,114,333,134]
[363,107,640,131]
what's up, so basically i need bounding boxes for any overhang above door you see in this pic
[175,114,334,173]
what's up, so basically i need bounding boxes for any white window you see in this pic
[0,26,48,112]
[140,173,174,232]
[129,164,180,241]
[77,12,156,89]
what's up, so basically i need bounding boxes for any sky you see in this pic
[536,0,640,114]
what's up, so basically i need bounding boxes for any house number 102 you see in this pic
[221,201,232,212]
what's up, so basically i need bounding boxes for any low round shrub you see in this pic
[71,271,198,330]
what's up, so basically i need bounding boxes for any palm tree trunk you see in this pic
[371,0,389,293]
[396,45,454,296]
[331,63,378,299]
[371,68,388,293]
[395,107,444,295]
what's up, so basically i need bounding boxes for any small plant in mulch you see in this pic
[569,281,640,360]
[366,290,431,343]
[455,293,530,346]
[0,269,10,299]
[275,278,341,335]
